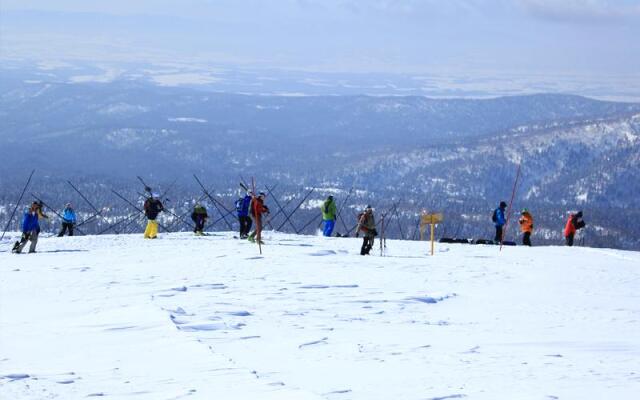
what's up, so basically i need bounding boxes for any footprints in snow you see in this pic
[2,373,30,380]
[2,371,80,386]
[405,293,458,304]
[299,284,359,289]
[298,337,329,349]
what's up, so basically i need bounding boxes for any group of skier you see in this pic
[11,201,80,254]
[492,201,585,247]
[10,190,587,255]
[234,191,270,244]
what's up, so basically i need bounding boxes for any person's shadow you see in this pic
[38,249,88,253]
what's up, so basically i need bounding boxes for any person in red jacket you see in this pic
[248,192,269,244]
[564,211,585,246]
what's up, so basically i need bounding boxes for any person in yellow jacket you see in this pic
[518,208,533,246]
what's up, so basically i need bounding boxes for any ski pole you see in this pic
[251,177,262,255]
[299,213,321,233]
[97,212,137,235]
[67,180,113,232]
[262,194,295,230]
[193,175,234,231]
[1,169,35,241]
[500,164,522,251]
[265,184,298,232]
[276,188,315,232]
[111,189,172,233]
[32,194,87,236]
[335,187,354,234]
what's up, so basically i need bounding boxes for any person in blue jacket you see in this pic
[58,203,77,237]
[235,192,253,239]
[12,202,41,254]
[492,201,507,242]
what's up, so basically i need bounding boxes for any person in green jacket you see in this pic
[191,203,208,235]
[321,195,337,237]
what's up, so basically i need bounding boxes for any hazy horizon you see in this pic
[2,1,640,99]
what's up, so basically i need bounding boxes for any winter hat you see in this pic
[258,192,266,197]
[521,208,528,214]
[499,201,507,208]
[327,195,334,200]
[152,192,160,199]
[576,211,583,218]
[66,203,72,208]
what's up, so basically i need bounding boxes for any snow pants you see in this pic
[360,235,374,255]
[322,219,335,237]
[522,231,531,246]
[193,216,206,234]
[239,216,252,238]
[495,226,503,242]
[58,222,74,237]
[15,230,38,253]
[565,234,574,247]
[144,220,158,239]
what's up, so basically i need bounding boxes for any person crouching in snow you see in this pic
[321,195,337,237]
[248,192,269,244]
[12,202,41,254]
[191,203,208,235]
[564,211,585,246]
[58,203,77,237]
[143,193,164,239]
[518,208,533,246]
[356,206,377,255]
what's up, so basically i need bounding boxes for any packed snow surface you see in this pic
[1,232,639,399]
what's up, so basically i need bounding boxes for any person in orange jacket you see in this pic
[247,192,270,244]
[518,208,533,246]
[564,211,585,246]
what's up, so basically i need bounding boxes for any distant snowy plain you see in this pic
[1,232,639,399]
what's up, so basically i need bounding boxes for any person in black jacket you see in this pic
[191,203,208,235]
[143,193,164,239]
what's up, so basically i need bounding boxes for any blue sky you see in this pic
[2,0,639,77]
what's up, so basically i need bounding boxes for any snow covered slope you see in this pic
[1,232,639,399]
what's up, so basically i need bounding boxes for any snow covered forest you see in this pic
[1,68,639,249]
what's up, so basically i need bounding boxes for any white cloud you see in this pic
[520,0,640,23]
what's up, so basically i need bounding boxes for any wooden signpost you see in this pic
[420,212,443,256]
